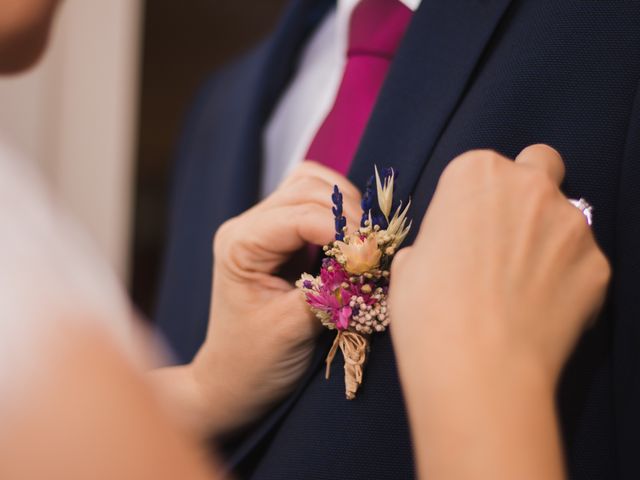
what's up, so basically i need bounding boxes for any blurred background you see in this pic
[0,0,288,317]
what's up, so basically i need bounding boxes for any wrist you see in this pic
[403,335,553,396]
[190,342,264,438]
[402,345,563,479]
[149,364,213,437]
[151,355,252,439]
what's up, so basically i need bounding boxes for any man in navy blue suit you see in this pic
[156,0,640,478]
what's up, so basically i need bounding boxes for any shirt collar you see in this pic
[340,0,421,15]
[398,0,421,10]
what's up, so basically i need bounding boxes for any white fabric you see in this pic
[0,140,139,400]
[261,0,422,197]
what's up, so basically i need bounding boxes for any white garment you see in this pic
[0,140,139,402]
[261,0,422,197]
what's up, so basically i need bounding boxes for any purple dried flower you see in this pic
[360,167,398,229]
[332,185,347,241]
[360,175,375,227]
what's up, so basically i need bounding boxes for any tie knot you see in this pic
[348,0,413,59]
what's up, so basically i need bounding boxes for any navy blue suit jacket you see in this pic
[156,1,640,478]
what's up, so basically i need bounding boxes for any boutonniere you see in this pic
[296,167,412,399]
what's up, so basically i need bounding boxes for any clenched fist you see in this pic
[153,162,361,437]
[389,145,610,480]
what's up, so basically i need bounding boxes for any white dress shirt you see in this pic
[262,0,422,197]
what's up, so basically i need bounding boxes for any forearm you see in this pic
[150,347,261,439]
[149,365,216,437]
[403,352,565,480]
[1,328,217,480]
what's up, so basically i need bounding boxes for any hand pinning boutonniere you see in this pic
[296,167,412,399]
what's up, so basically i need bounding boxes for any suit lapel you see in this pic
[229,0,515,470]
[349,0,515,202]
[218,0,339,467]
[223,0,335,211]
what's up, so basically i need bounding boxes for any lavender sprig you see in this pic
[332,185,347,241]
[360,175,375,228]
[360,168,397,229]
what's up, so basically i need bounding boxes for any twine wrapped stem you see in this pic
[325,331,370,400]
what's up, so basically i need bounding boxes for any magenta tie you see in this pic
[305,0,413,174]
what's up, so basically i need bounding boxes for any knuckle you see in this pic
[297,160,331,179]
[555,207,590,249]
[276,177,328,205]
[288,161,316,181]
[443,149,505,183]
[523,169,557,201]
[441,154,473,182]
[563,205,590,237]
[592,250,612,287]
[338,180,361,199]
[294,203,317,220]
[212,217,238,256]
[459,148,502,162]
[285,167,309,183]
[296,160,318,173]
[522,143,559,158]
[291,175,322,193]
[480,149,506,165]
[285,170,353,201]
[301,159,320,169]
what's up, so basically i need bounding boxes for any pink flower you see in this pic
[304,260,357,330]
[306,289,340,312]
[306,284,353,331]
[334,306,352,330]
[320,259,348,290]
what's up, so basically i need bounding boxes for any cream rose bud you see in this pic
[336,235,382,275]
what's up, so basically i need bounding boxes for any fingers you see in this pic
[263,161,362,233]
[267,203,338,251]
[218,162,364,275]
[514,144,565,186]
[281,161,362,202]
[226,203,339,274]
[262,175,361,225]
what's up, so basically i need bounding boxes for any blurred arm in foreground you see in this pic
[0,150,220,480]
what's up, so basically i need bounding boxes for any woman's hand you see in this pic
[389,145,610,479]
[153,162,361,437]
